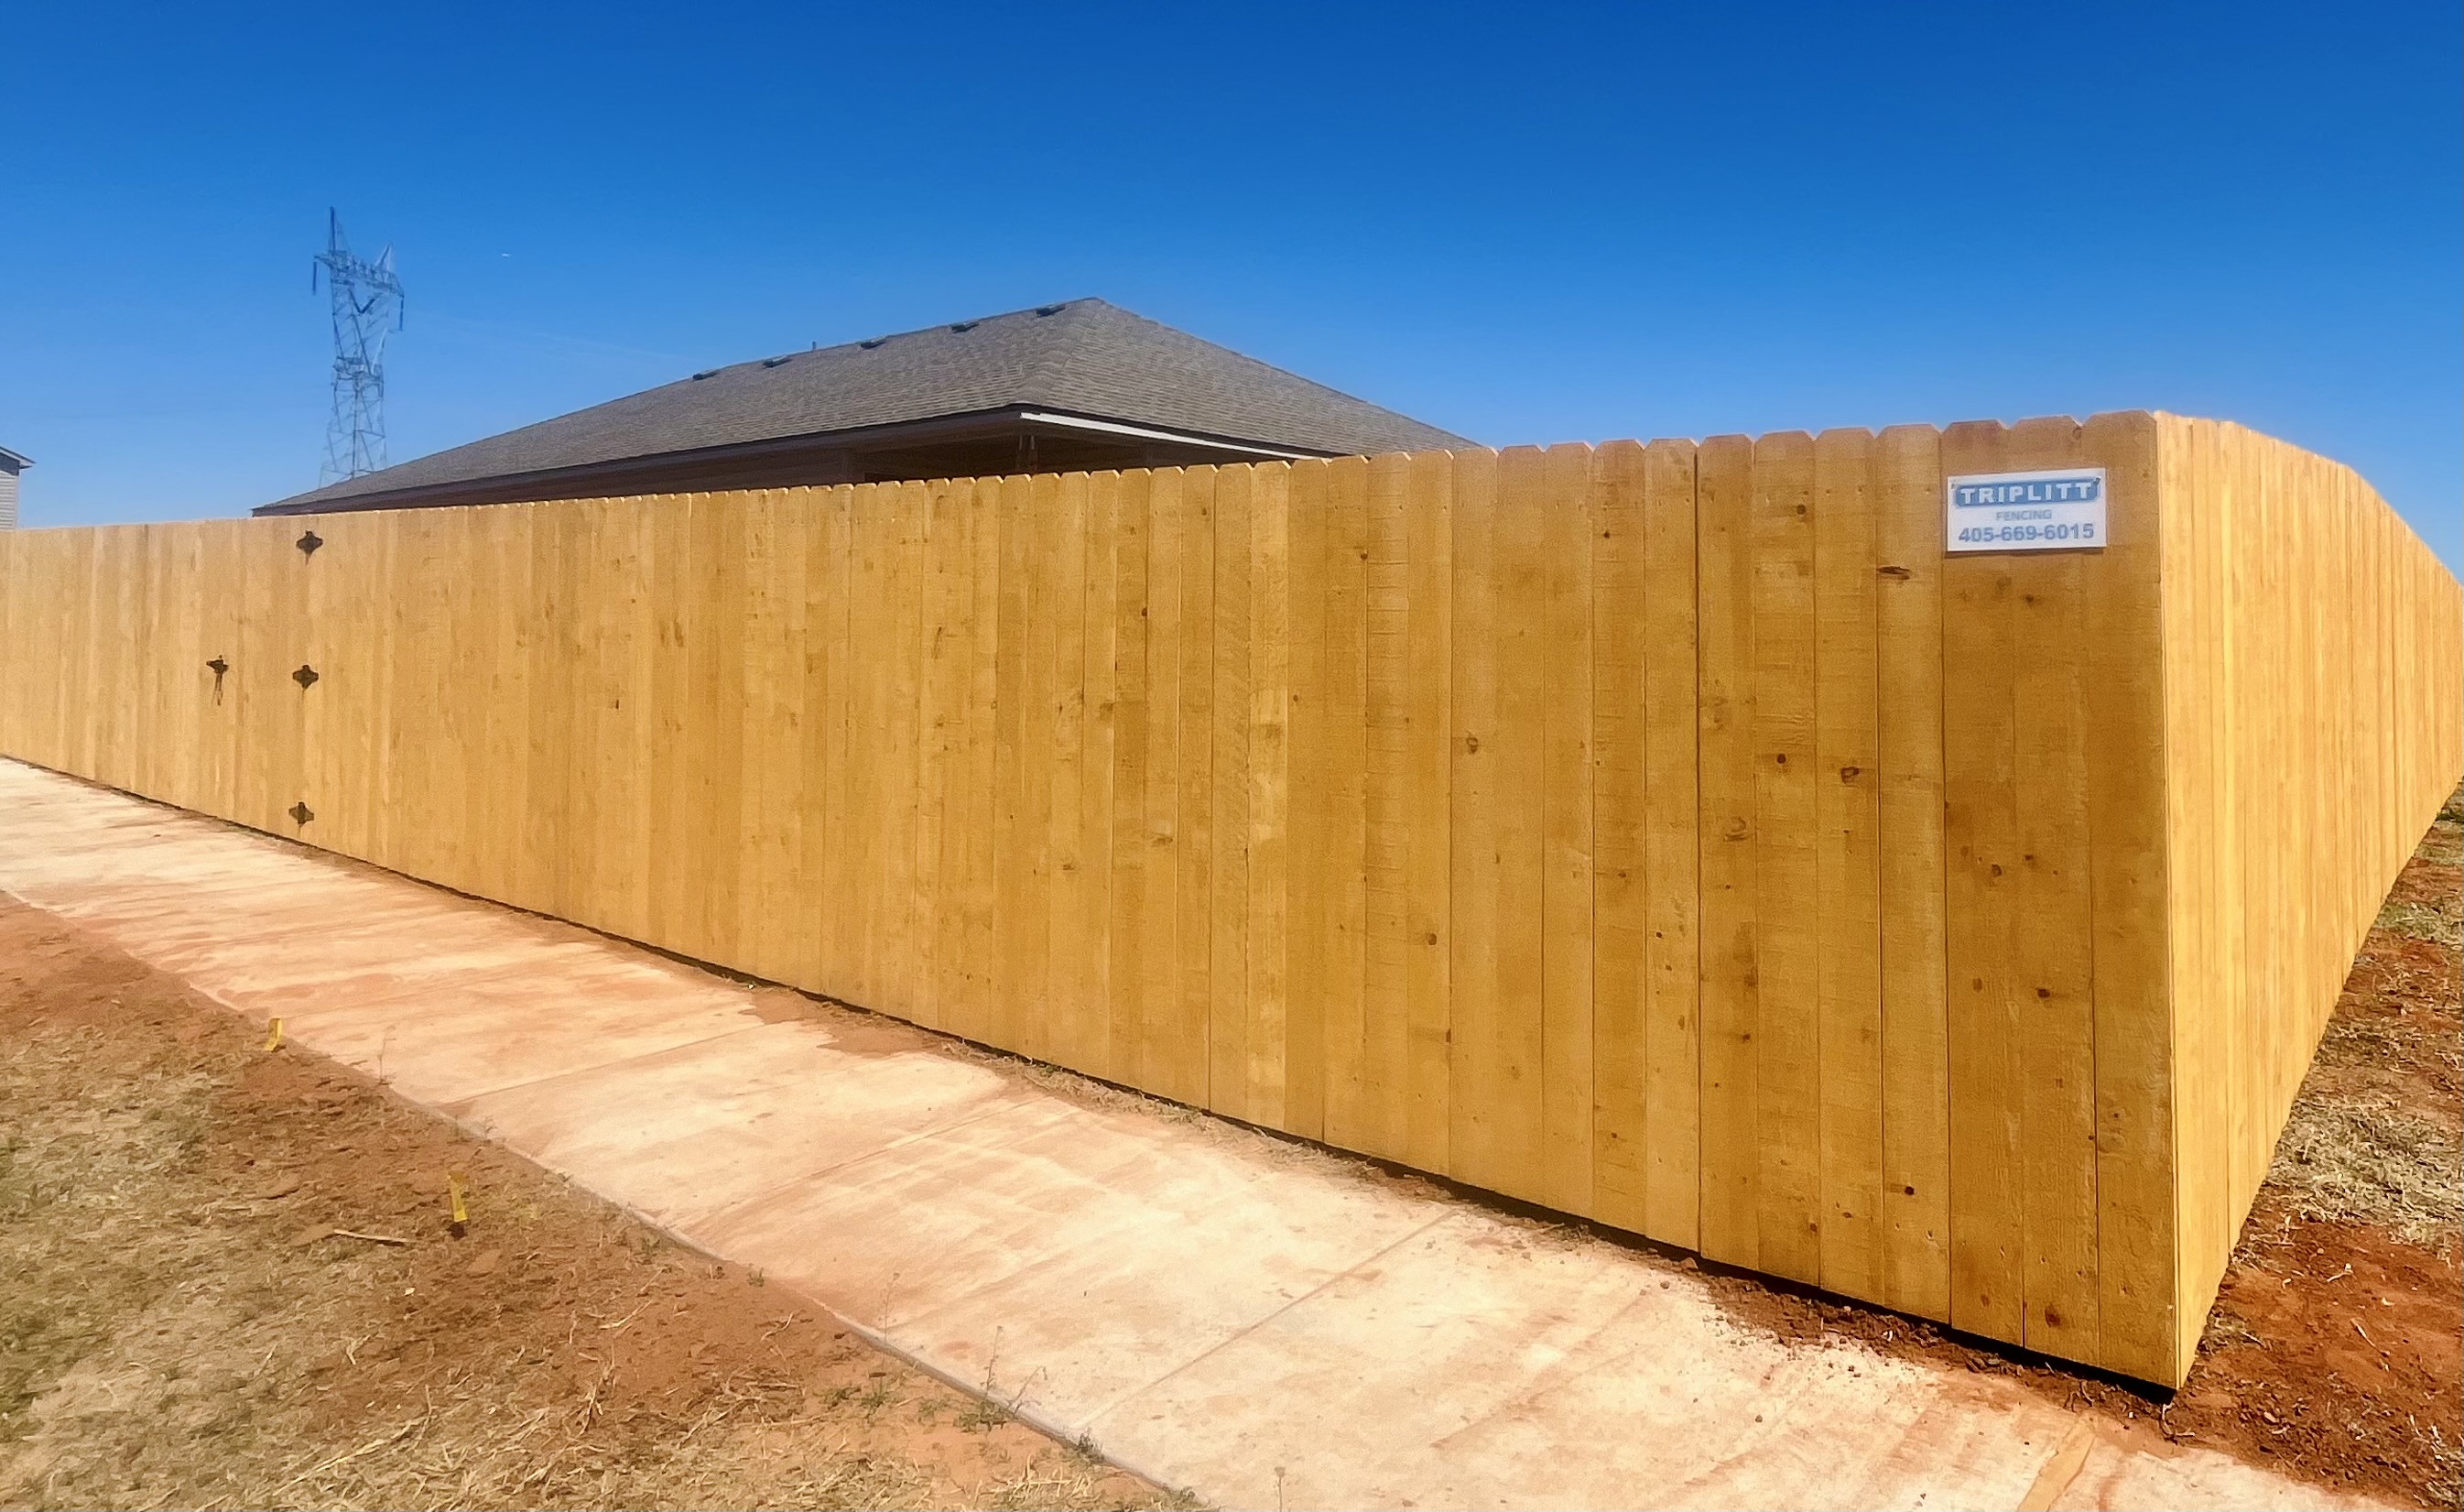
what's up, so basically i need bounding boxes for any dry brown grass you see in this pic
[0,906,1190,1512]
[2374,896,2459,946]
[2378,791,2461,943]
[2265,1089,2462,1248]
[2436,788,2464,847]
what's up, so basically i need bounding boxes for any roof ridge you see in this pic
[1008,298,1111,406]
[823,297,1096,368]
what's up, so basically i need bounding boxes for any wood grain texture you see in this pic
[1136,469,1193,1099]
[1171,467,1218,1110]
[1639,439,1701,1249]
[1872,425,1951,1321]
[1342,454,1392,1159]
[1812,428,1883,1304]
[1695,434,1761,1267]
[1244,462,1291,1128]
[1208,463,1254,1121]
[1044,472,1090,1065]
[1285,458,1330,1143]
[522,503,581,921]
[2080,412,2175,1386]
[1940,422,2025,1346]
[1751,431,1820,1285]
[809,488,858,1006]
[2153,412,2459,1380]
[1449,447,1503,1191]
[938,478,997,1039]
[2002,417,2098,1364]
[1401,450,1455,1176]
[1590,439,1651,1234]
[1490,445,1551,1206]
[1081,472,1123,1078]
[1107,470,1154,1085]
[1540,442,1596,1218]
[907,480,964,1032]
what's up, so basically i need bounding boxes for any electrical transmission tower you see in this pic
[312,209,405,484]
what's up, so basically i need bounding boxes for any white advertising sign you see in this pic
[1945,467,2107,553]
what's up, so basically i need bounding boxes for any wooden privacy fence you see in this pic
[1,410,2455,1386]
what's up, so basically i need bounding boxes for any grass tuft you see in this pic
[2265,1093,2463,1248]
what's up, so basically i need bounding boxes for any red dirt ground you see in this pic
[0,902,1180,1511]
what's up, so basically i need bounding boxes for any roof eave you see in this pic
[253,405,1378,516]
[255,407,1038,515]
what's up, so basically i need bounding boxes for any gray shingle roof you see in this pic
[267,299,1473,511]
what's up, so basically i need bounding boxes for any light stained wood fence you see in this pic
[2155,416,2464,1374]
[1,411,2454,1385]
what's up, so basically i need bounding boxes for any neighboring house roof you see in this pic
[264,298,1473,513]
[0,447,30,470]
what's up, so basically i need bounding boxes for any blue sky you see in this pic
[4,2,2457,566]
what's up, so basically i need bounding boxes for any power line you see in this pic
[312,209,405,484]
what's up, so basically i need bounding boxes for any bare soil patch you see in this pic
[0,903,1184,1512]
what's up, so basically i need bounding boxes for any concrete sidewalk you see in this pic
[0,757,2362,1511]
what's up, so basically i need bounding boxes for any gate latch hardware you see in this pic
[288,801,315,826]
[292,664,320,690]
[297,530,323,558]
